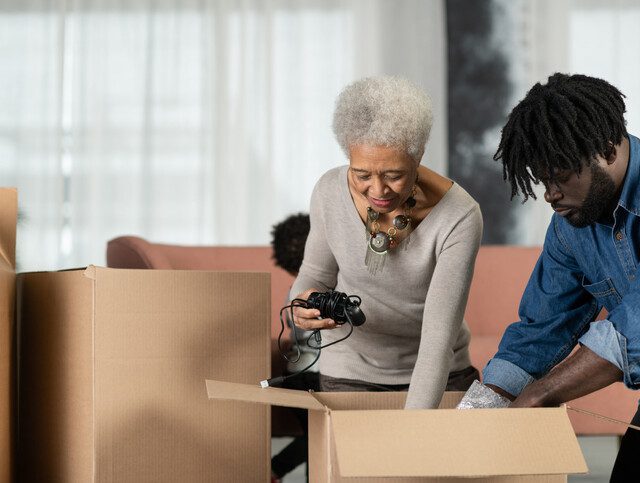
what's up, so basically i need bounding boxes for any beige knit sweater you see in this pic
[291,166,483,409]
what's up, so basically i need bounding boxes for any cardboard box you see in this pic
[207,380,588,482]
[17,265,272,481]
[0,188,17,483]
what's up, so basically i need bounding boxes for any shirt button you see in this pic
[615,231,624,241]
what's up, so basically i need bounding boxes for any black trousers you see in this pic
[319,365,479,392]
[610,403,640,482]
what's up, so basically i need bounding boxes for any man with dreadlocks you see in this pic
[480,73,639,480]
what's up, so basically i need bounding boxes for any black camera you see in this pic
[306,290,366,326]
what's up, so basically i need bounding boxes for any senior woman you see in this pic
[291,76,482,409]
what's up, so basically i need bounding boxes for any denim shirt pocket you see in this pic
[581,276,622,312]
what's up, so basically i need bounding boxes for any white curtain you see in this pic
[0,0,446,272]
[505,0,640,245]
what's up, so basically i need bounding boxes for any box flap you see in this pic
[206,380,326,411]
[313,391,406,410]
[331,407,587,477]
[0,188,17,272]
[439,391,465,408]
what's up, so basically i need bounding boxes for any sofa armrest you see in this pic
[107,236,173,269]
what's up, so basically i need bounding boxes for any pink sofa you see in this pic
[107,237,639,435]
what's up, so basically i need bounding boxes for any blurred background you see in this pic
[3,2,639,481]
[2,0,640,271]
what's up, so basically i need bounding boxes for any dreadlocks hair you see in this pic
[494,73,627,201]
[270,213,310,276]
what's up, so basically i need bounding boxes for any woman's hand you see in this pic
[292,288,338,330]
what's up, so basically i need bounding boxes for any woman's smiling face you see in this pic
[348,144,417,213]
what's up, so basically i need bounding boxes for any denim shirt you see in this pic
[483,134,640,396]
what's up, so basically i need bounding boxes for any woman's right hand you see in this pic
[292,288,338,330]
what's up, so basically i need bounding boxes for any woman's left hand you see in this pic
[292,288,338,331]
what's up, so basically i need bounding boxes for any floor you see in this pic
[569,436,619,483]
[271,437,306,482]
[272,435,620,482]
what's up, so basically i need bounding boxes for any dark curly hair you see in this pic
[494,73,627,201]
[270,213,310,276]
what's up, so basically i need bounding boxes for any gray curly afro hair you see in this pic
[332,76,433,162]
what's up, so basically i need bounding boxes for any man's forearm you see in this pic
[510,345,622,407]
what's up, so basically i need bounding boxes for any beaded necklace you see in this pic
[364,187,416,275]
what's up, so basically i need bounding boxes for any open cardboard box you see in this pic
[0,188,16,482]
[1,188,274,482]
[207,380,588,482]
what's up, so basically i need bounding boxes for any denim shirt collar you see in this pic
[617,134,640,217]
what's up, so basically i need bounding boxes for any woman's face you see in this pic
[348,144,418,213]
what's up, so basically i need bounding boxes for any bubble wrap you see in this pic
[456,380,511,409]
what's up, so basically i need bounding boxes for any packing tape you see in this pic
[566,405,640,431]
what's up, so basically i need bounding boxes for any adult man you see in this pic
[482,73,639,481]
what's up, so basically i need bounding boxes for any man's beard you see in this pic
[566,163,618,228]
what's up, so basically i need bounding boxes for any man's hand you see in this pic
[291,288,337,330]
[510,345,623,408]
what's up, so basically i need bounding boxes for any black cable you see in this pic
[262,291,364,387]
[276,298,309,364]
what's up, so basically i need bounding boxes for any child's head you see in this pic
[270,213,310,276]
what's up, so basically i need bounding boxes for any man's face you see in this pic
[542,160,618,228]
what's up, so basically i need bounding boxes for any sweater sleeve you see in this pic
[290,177,339,300]
[405,202,483,409]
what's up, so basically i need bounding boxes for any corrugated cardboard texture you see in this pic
[314,391,406,410]
[304,392,578,483]
[438,392,466,409]
[311,391,465,411]
[206,379,326,411]
[326,420,567,483]
[17,270,94,482]
[0,188,16,483]
[19,268,271,482]
[0,188,16,273]
[309,410,330,482]
[308,392,469,483]
[0,270,13,483]
[331,407,586,478]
